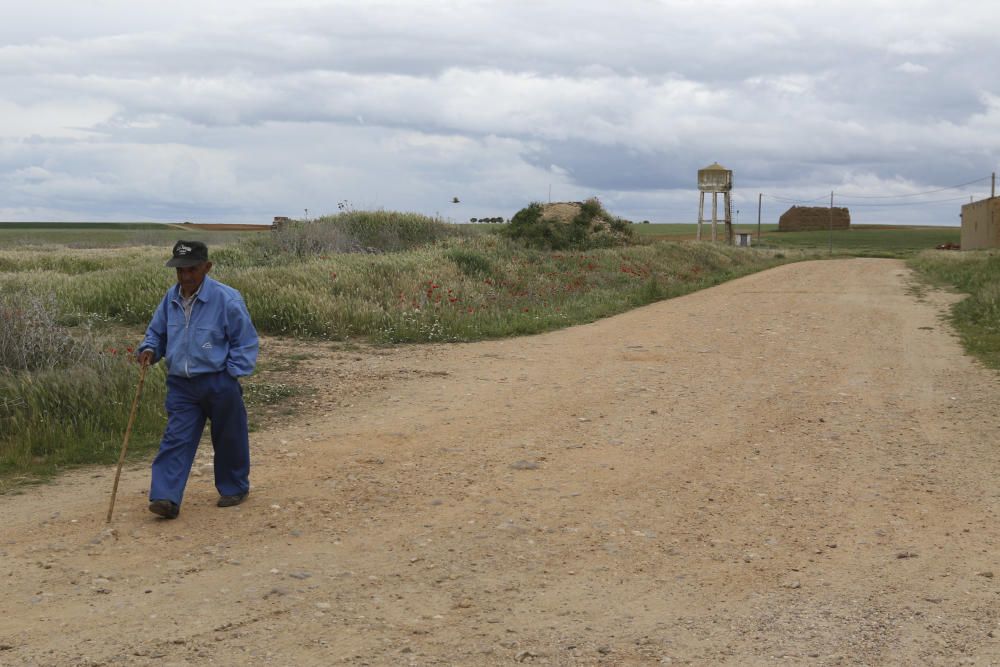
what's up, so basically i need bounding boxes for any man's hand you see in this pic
[137,349,154,367]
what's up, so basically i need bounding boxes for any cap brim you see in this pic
[165,257,205,268]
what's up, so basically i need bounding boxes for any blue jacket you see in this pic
[139,276,258,378]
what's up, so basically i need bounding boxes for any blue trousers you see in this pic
[149,371,250,506]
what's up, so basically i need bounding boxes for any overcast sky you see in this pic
[1,0,997,226]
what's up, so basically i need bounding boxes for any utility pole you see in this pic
[828,191,834,256]
[757,193,762,243]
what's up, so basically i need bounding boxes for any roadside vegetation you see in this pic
[1,217,791,342]
[909,249,1000,370]
[0,292,167,490]
[504,198,633,250]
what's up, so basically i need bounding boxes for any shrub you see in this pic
[0,293,96,373]
[0,293,167,483]
[446,247,495,277]
[504,199,633,250]
[225,211,471,265]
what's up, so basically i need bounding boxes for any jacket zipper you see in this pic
[173,293,194,378]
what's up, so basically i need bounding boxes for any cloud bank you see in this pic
[1,0,997,225]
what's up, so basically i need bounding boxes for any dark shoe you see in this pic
[149,499,179,519]
[217,492,248,508]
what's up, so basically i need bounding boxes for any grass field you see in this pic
[632,223,960,257]
[762,225,960,257]
[0,221,263,248]
[632,223,779,240]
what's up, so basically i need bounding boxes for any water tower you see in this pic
[697,162,733,243]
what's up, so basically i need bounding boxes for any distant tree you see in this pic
[470,218,478,223]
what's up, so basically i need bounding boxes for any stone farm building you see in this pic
[960,197,1000,250]
[778,206,851,232]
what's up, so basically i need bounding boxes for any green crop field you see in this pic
[632,223,959,257]
[760,225,960,256]
[632,223,780,240]
[0,222,262,248]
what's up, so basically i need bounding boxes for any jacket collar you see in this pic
[171,275,217,303]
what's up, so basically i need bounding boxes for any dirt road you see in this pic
[2,259,998,666]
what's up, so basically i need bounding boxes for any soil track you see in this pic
[2,259,999,666]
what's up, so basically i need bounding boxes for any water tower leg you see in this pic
[724,192,733,245]
[712,192,718,242]
[697,192,704,240]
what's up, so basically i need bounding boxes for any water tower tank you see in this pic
[698,162,733,192]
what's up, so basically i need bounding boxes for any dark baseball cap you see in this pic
[165,240,209,267]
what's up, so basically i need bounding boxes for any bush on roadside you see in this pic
[909,249,1000,369]
[0,293,95,372]
[218,210,474,266]
[504,198,633,250]
[0,293,166,485]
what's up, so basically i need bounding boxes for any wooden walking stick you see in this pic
[106,361,149,523]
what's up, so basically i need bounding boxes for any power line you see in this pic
[767,193,831,204]
[841,194,979,207]
[763,174,991,208]
[835,175,990,199]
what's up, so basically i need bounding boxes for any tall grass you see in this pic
[207,233,792,341]
[0,293,166,488]
[4,237,790,343]
[0,293,95,371]
[223,211,474,264]
[908,249,1000,369]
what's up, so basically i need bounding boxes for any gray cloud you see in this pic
[0,0,997,225]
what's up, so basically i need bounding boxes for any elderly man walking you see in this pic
[137,240,258,519]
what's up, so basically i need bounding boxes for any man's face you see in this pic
[176,261,212,295]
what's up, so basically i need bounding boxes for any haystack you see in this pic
[778,206,851,232]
